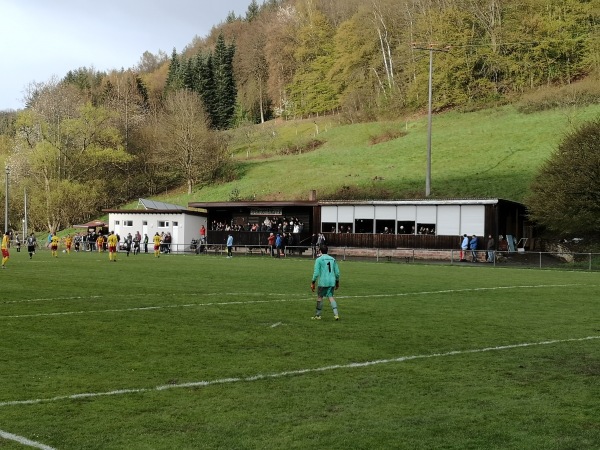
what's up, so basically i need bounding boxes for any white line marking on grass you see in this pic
[270,322,283,328]
[1,335,598,408]
[0,299,297,319]
[1,292,302,305]
[0,284,591,319]
[336,284,588,299]
[2,295,103,305]
[0,429,56,449]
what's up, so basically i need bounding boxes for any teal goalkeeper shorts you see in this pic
[317,286,335,298]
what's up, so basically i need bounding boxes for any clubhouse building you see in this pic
[189,197,530,251]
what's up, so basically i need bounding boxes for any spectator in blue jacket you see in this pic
[275,233,283,258]
[469,234,478,262]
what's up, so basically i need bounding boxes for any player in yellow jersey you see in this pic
[153,232,161,258]
[107,231,119,262]
[50,232,60,257]
[96,234,105,252]
[64,234,73,254]
[1,231,10,268]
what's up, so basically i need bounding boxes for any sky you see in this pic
[0,0,252,111]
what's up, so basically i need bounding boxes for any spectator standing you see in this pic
[226,233,234,258]
[275,233,283,258]
[286,232,294,255]
[460,234,469,262]
[89,231,97,252]
[125,233,133,256]
[470,235,479,262]
[486,235,495,263]
[143,234,149,253]
[133,232,141,255]
[317,233,326,248]
[311,234,318,258]
[162,232,170,253]
[268,232,276,256]
[310,245,341,320]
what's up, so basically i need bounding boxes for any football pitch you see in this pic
[1,250,599,449]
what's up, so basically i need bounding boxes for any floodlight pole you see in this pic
[24,188,28,237]
[411,43,450,197]
[4,165,9,234]
[426,49,433,197]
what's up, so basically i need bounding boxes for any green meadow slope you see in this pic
[157,104,600,206]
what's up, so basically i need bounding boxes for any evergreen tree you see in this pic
[197,54,217,128]
[212,34,237,129]
[165,49,184,92]
[226,11,238,23]
[246,0,260,22]
[183,58,196,91]
[262,0,281,11]
[135,75,149,110]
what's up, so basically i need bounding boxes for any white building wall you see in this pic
[375,206,396,220]
[416,205,437,224]
[397,206,417,221]
[460,205,485,236]
[436,205,461,236]
[321,206,338,223]
[109,212,207,253]
[337,206,354,222]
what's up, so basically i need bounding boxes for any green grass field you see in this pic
[153,103,600,206]
[2,249,599,449]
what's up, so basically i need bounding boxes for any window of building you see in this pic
[375,220,395,234]
[397,221,415,234]
[124,220,133,227]
[337,223,353,233]
[416,223,436,235]
[354,219,374,234]
[322,222,337,233]
[158,221,170,228]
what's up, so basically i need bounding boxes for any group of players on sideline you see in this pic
[0,229,172,267]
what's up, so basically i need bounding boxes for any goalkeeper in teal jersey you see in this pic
[310,244,341,320]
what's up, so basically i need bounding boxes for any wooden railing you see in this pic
[207,231,462,250]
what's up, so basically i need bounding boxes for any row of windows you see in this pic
[323,220,436,235]
[321,205,486,236]
[114,221,178,227]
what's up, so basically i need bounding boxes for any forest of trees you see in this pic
[0,0,598,233]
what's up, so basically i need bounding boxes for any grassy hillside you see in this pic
[155,104,600,207]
